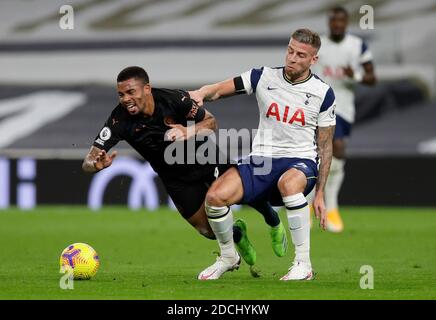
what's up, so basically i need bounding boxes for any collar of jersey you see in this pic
[282,69,313,86]
[325,33,349,46]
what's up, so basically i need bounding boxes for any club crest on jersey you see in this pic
[329,104,336,119]
[99,127,111,141]
[304,94,311,105]
[266,102,306,126]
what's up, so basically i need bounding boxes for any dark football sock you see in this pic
[249,201,281,227]
[232,225,242,243]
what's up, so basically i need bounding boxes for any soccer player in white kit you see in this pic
[312,6,376,232]
[189,29,336,280]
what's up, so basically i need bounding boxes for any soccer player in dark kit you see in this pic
[82,66,288,278]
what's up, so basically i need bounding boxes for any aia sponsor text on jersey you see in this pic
[266,102,305,126]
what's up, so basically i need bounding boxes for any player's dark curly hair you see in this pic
[117,66,149,84]
[291,28,321,51]
[329,6,349,18]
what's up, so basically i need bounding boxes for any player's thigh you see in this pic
[163,178,208,220]
[206,167,244,206]
[277,168,307,196]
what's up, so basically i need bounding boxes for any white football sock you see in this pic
[205,203,238,261]
[282,193,311,265]
[325,157,345,212]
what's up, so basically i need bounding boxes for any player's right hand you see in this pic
[342,65,354,79]
[313,192,327,230]
[93,150,117,171]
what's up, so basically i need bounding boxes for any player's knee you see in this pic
[277,177,292,195]
[205,189,227,207]
[278,170,305,195]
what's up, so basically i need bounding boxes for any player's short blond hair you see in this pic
[291,29,321,52]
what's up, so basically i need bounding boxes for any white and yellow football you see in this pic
[59,243,100,280]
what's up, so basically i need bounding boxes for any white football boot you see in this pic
[280,261,314,281]
[198,254,241,280]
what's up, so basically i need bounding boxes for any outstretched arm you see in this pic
[82,146,118,173]
[188,78,237,106]
[313,125,335,229]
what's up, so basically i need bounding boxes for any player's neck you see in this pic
[142,95,155,117]
[329,34,346,43]
[284,69,311,84]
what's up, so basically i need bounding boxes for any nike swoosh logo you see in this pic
[199,269,217,280]
[267,86,278,90]
[304,272,313,280]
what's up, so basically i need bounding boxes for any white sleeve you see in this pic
[318,87,336,127]
[240,67,264,95]
[240,70,253,95]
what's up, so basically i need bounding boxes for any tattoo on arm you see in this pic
[316,126,335,193]
[192,110,217,136]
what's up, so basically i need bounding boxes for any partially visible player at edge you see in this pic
[189,28,336,280]
[82,66,287,277]
[311,6,377,232]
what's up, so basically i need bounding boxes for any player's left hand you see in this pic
[342,65,354,78]
[313,192,327,230]
[93,150,117,171]
[166,124,194,141]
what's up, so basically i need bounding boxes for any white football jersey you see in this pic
[240,66,336,162]
[313,33,373,123]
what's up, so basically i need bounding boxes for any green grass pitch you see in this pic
[0,206,435,300]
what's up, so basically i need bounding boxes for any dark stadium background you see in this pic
[1,0,435,208]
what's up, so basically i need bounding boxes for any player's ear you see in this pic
[311,54,319,65]
[143,82,151,95]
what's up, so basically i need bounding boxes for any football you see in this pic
[59,243,100,280]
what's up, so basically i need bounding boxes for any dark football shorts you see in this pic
[334,114,352,139]
[160,163,234,219]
